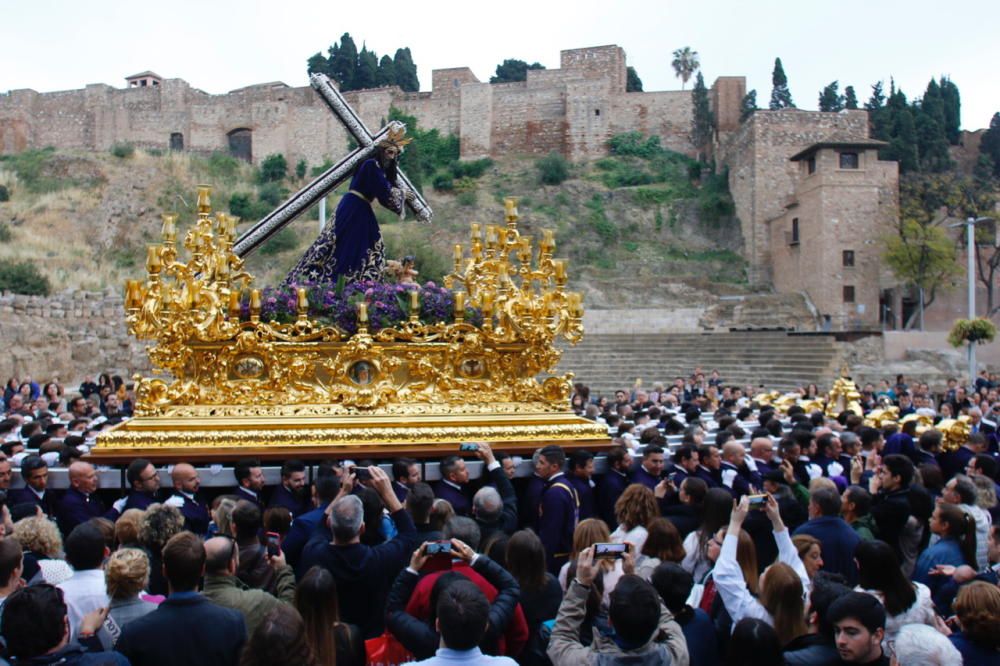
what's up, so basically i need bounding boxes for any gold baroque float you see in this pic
[91,188,607,461]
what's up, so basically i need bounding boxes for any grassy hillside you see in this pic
[0,143,748,302]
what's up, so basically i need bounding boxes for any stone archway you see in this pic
[227,128,252,162]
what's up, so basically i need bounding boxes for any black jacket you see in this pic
[870,487,911,561]
[476,465,519,544]
[115,592,246,666]
[386,554,520,660]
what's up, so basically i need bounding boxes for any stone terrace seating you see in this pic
[559,331,843,396]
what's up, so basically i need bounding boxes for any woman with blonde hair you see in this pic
[106,548,157,638]
[557,518,612,589]
[114,509,145,549]
[611,484,660,553]
[12,515,73,585]
[791,534,823,583]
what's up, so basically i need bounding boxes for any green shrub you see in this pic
[456,191,477,207]
[229,193,254,220]
[537,152,569,185]
[0,260,50,295]
[0,222,11,242]
[258,182,289,208]
[258,228,298,256]
[204,152,241,182]
[0,184,8,202]
[295,159,307,179]
[450,158,493,179]
[259,154,288,183]
[432,171,454,191]
[0,148,63,193]
[110,142,135,158]
[608,132,662,159]
[697,171,735,224]
[585,195,617,243]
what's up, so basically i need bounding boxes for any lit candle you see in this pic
[554,260,566,280]
[228,290,241,316]
[504,197,518,220]
[454,291,465,315]
[358,302,368,323]
[250,289,261,313]
[454,244,463,262]
[409,289,420,314]
[146,245,162,273]
[297,287,308,313]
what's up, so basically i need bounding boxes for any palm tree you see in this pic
[671,47,700,90]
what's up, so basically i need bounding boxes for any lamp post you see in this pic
[949,216,993,388]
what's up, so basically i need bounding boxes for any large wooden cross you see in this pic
[232,73,433,257]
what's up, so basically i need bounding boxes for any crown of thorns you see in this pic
[378,125,412,151]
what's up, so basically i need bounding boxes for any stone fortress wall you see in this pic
[0,45,712,166]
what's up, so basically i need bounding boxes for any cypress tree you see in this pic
[376,55,396,87]
[939,77,962,145]
[354,45,378,90]
[740,90,758,122]
[626,66,643,92]
[979,113,1000,178]
[769,58,794,109]
[330,33,358,90]
[306,52,328,76]
[393,48,419,92]
[844,86,858,110]
[691,72,714,148]
[818,80,844,112]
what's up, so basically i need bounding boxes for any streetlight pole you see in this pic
[950,216,993,388]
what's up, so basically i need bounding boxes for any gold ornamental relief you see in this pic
[94,189,607,460]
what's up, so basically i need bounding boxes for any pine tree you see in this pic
[354,45,378,90]
[330,33,358,90]
[376,55,396,87]
[626,66,643,92]
[844,86,858,110]
[939,77,962,145]
[886,109,919,173]
[818,80,844,112]
[865,81,885,111]
[393,48,419,92]
[740,90,758,122]
[769,58,794,109]
[691,72,714,148]
[978,112,1000,178]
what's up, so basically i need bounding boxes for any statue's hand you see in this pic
[404,189,416,202]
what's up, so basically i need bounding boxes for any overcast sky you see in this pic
[3,0,999,130]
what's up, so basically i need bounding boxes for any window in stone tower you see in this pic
[843,285,856,303]
[839,152,859,169]
[594,109,600,117]
[842,250,855,267]
[807,156,816,174]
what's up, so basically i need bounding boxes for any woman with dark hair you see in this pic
[854,539,934,644]
[294,566,365,666]
[681,487,733,581]
[355,487,395,546]
[241,604,318,666]
[914,503,978,596]
[726,618,782,666]
[650,562,719,666]
[506,531,561,666]
[662,476,707,538]
[41,382,64,413]
[636,517,686,580]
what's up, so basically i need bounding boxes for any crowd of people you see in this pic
[0,368,997,665]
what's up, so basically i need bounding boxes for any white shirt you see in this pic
[58,568,109,638]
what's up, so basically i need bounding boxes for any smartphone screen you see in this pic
[265,531,281,556]
[593,542,628,560]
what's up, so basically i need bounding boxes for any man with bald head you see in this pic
[748,437,777,478]
[165,463,210,535]
[55,461,109,536]
[719,441,755,499]
[202,535,295,637]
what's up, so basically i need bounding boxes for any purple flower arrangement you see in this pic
[238,279,483,333]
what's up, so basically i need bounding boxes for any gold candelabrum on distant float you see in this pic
[97,188,606,461]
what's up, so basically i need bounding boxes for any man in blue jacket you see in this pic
[115,532,246,666]
[165,463,210,535]
[299,465,417,639]
[55,462,110,536]
[536,445,578,574]
[793,486,861,585]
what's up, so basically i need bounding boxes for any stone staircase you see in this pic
[556,331,844,396]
